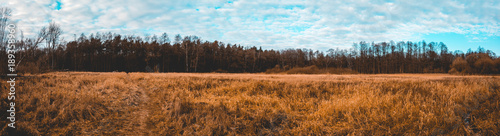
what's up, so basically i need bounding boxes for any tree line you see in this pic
[1,8,499,75]
[1,31,499,75]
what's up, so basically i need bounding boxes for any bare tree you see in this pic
[160,32,170,45]
[47,21,62,69]
[0,7,12,47]
[182,36,190,72]
[34,27,48,49]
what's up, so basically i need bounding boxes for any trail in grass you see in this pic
[135,75,151,135]
[100,73,151,135]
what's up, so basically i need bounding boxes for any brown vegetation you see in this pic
[449,53,500,75]
[1,72,499,135]
[266,65,358,74]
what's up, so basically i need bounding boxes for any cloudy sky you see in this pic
[1,0,499,53]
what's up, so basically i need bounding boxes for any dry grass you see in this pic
[1,72,499,135]
[265,65,358,74]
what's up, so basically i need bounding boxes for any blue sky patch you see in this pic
[54,1,62,10]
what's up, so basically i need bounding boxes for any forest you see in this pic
[1,21,499,75]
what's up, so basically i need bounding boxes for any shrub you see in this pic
[213,69,228,73]
[474,57,497,74]
[323,67,359,74]
[495,58,500,74]
[265,65,283,74]
[448,68,459,74]
[450,57,470,74]
[17,62,41,74]
[266,65,358,74]
[286,65,320,74]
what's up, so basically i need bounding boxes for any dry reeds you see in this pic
[1,72,498,135]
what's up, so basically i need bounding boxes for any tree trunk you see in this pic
[185,44,188,72]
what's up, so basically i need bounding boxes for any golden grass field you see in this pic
[1,72,499,135]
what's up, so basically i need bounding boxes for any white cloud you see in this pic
[1,0,498,51]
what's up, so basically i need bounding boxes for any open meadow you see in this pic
[1,72,499,135]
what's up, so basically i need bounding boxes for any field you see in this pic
[1,72,499,135]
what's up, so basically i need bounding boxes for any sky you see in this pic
[1,0,499,54]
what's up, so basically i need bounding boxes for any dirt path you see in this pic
[122,73,151,135]
[136,78,151,135]
[88,73,153,135]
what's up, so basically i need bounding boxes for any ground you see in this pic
[1,72,499,135]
